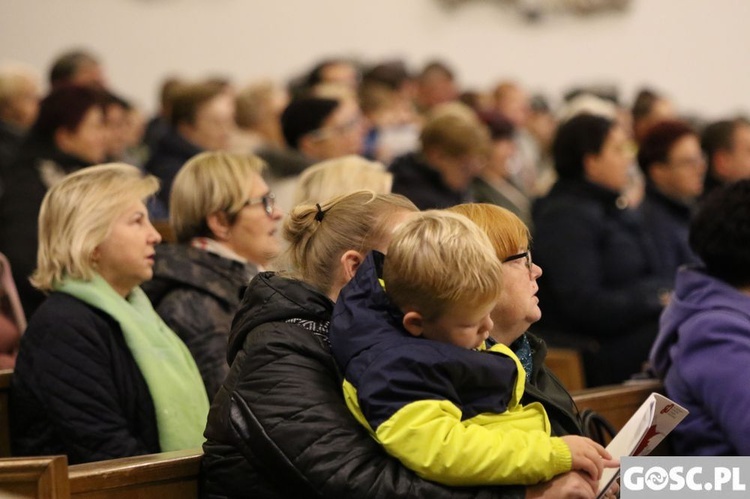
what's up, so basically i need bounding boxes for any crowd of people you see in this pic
[0,47,749,498]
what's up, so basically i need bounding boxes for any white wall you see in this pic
[1,0,748,119]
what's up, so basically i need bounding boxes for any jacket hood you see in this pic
[226,272,333,363]
[650,267,750,375]
[143,244,255,307]
[329,251,408,372]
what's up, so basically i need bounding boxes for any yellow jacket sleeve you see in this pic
[374,398,572,486]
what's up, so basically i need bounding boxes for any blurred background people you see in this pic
[700,117,750,197]
[231,80,288,155]
[264,94,365,212]
[471,112,532,226]
[414,60,459,114]
[0,63,41,180]
[532,113,671,386]
[49,48,108,90]
[631,87,676,145]
[637,120,705,282]
[144,80,235,217]
[143,152,281,399]
[0,85,107,317]
[389,102,489,210]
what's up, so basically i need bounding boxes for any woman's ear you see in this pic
[340,250,364,281]
[402,311,424,337]
[206,212,231,241]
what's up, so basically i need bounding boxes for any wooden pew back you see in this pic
[545,348,585,391]
[571,379,664,434]
[67,448,201,499]
[0,455,71,499]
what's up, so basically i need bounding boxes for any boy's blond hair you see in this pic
[383,210,503,320]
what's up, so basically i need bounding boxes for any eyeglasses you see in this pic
[307,116,362,141]
[503,251,532,274]
[666,153,707,170]
[243,192,276,217]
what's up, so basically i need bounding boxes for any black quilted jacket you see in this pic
[201,272,525,499]
[10,293,160,464]
[143,244,256,399]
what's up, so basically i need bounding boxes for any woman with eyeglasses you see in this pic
[201,190,602,499]
[142,151,281,399]
[448,203,583,440]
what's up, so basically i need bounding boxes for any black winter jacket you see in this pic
[532,179,671,385]
[143,244,256,399]
[10,293,160,464]
[389,152,471,210]
[201,272,525,499]
[640,183,698,283]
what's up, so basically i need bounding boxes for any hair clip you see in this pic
[315,203,326,222]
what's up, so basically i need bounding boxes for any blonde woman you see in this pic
[292,154,392,206]
[10,163,209,464]
[202,191,599,499]
[143,151,282,398]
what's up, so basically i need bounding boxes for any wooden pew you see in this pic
[67,448,201,499]
[0,368,13,458]
[571,379,664,433]
[0,455,71,499]
[545,348,585,391]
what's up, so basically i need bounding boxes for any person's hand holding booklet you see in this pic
[596,392,689,498]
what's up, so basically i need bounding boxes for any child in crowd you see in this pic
[329,210,614,486]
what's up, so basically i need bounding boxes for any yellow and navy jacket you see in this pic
[329,252,572,486]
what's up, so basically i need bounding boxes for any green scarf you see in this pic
[55,274,210,452]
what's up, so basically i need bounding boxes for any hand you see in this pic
[525,471,598,499]
[601,479,620,499]
[561,435,618,481]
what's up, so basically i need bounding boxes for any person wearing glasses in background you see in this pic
[142,151,281,399]
[260,94,365,213]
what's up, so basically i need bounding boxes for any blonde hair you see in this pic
[32,163,159,291]
[420,102,490,158]
[293,155,393,206]
[447,203,530,261]
[170,151,266,243]
[283,190,416,295]
[235,80,285,129]
[0,63,38,114]
[384,210,503,320]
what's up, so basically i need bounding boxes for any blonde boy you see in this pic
[329,211,611,487]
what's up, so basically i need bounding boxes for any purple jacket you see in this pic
[649,267,750,455]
